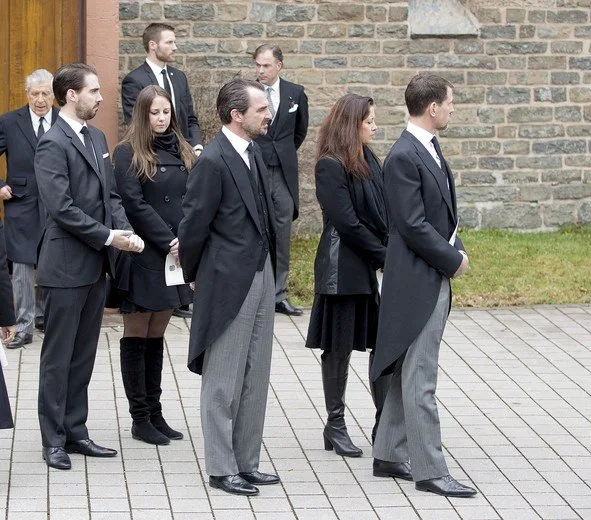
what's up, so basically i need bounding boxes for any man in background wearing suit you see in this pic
[253,44,308,316]
[179,78,279,496]
[0,69,59,348]
[370,73,477,497]
[122,22,202,319]
[35,63,144,470]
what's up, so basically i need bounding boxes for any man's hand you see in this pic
[0,325,16,346]
[0,185,13,200]
[169,237,180,266]
[111,230,145,253]
[453,252,469,279]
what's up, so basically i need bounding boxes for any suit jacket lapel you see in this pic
[167,67,182,109]
[57,118,102,179]
[402,130,455,221]
[254,144,276,236]
[142,62,158,86]
[272,79,291,133]
[15,106,38,151]
[217,132,262,234]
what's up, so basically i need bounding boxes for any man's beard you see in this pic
[76,104,98,121]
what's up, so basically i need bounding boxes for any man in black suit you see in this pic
[122,22,203,319]
[253,44,308,316]
[370,73,477,497]
[179,78,279,496]
[121,22,202,151]
[0,220,16,429]
[35,63,144,470]
[0,69,59,347]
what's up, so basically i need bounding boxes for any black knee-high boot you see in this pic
[145,337,183,440]
[322,351,363,457]
[120,337,170,445]
[369,349,392,445]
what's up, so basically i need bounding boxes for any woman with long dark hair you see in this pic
[113,85,194,445]
[306,94,390,457]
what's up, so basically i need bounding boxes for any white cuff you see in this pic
[105,230,115,246]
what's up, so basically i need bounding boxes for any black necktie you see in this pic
[161,69,172,98]
[37,117,45,139]
[247,142,259,185]
[431,136,446,169]
[80,126,98,169]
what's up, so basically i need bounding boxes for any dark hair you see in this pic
[143,23,175,53]
[117,85,194,181]
[52,63,97,107]
[216,78,264,125]
[405,73,453,117]
[253,43,283,64]
[317,93,376,180]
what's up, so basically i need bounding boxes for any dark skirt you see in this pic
[107,252,193,312]
[305,294,379,354]
[0,365,14,429]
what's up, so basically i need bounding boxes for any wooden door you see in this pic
[0,0,83,216]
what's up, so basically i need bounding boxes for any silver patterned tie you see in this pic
[266,87,276,120]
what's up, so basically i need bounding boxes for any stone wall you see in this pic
[119,0,591,232]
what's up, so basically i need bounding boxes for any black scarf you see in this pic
[154,131,180,159]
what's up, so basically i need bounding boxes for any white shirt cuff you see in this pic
[105,230,115,246]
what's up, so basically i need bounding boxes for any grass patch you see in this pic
[287,226,591,308]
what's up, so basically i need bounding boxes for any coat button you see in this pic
[164,196,170,202]
[258,240,263,245]
[161,167,166,172]
[168,224,173,229]
[180,166,186,172]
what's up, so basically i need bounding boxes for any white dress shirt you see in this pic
[145,58,176,111]
[406,121,440,168]
[29,109,51,135]
[58,112,114,246]
[222,125,252,169]
[265,77,281,116]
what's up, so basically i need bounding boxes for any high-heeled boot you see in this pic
[145,337,183,440]
[322,351,363,457]
[369,349,392,445]
[120,337,170,445]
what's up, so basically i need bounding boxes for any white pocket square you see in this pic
[288,104,298,113]
[102,152,109,158]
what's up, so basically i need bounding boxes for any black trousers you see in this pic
[38,277,106,447]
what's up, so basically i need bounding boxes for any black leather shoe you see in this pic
[7,332,33,349]
[373,458,413,480]
[35,316,44,332]
[42,447,71,470]
[275,299,303,316]
[172,305,193,318]
[209,475,259,496]
[416,475,477,497]
[65,439,117,457]
[239,471,280,485]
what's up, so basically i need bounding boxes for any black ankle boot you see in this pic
[145,337,183,440]
[321,351,362,457]
[120,337,170,445]
[369,350,392,445]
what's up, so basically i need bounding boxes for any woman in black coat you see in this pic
[306,94,390,457]
[113,85,194,445]
[0,220,16,429]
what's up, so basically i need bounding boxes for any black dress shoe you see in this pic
[239,470,280,485]
[275,299,303,316]
[373,458,413,480]
[64,439,117,457]
[7,332,33,349]
[34,316,44,332]
[172,305,193,318]
[416,475,478,497]
[209,475,259,496]
[42,447,71,470]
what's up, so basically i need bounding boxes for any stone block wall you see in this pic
[118,0,591,232]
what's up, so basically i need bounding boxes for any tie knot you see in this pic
[161,69,167,75]
[80,126,89,135]
[39,116,45,123]
[247,142,256,154]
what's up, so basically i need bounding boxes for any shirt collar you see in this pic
[146,57,167,76]
[406,121,436,150]
[222,125,251,157]
[59,112,87,136]
[29,108,50,125]
[265,77,280,92]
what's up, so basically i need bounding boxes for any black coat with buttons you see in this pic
[113,143,192,310]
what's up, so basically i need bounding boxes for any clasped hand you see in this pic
[112,230,144,253]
